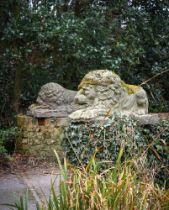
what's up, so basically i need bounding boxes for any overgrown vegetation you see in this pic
[0,1,168,208]
[63,115,145,165]
[0,0,169,127]
[143,120,169,187]
[46,152,169,210]
[63,116,169,188]
[0,127,19,155]
[0,0,169,155]
[7,152,169,210]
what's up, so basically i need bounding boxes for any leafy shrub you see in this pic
[63,115,146,166]
[1,0,169,126]
[63,116,169,187]
[0,127,19,155]
[142,120,169,188]
[0,135,7,155]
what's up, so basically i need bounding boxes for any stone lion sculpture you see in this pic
[69,70,148,121]
[28,82,77,117]
[28,70,148,120]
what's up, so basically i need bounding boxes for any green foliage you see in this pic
[0,0,169,126]
[63,116,169,187]
[0,136,7,155]
[63,115,146,166]
[0,127,19,155]
[3,191,29,210]
[142,120,169,188]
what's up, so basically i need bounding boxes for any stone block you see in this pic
[133,114,160,125]
[17,115,33,130]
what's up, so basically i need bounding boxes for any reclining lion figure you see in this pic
[28,82,77,117]
[28,70,148,120]
[69,70,148,121]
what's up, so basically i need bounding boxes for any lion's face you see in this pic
[74,84,96,106]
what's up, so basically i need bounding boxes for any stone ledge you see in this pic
[134,114,159,125]
[27,109,70,118]
[136,113,169,125]
[69,113,169,125]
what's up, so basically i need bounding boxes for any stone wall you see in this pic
[16,113,169,158]
[16,113,169,159]
[16,115,69,158]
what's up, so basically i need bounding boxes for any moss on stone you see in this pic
[78,79,99,89]
[78,71,120,90]
[121,81,141,94]
[16,115,26,128]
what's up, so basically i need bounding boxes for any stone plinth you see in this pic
[16,115,69,158]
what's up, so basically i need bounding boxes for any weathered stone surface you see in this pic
[28,70,148,121]
[28,82,77,118]
[69,70,148,121]
[132,113,160,125]
[16,115,66,157]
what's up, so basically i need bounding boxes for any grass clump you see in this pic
[8,150,169,210]
[47,151,168,210]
